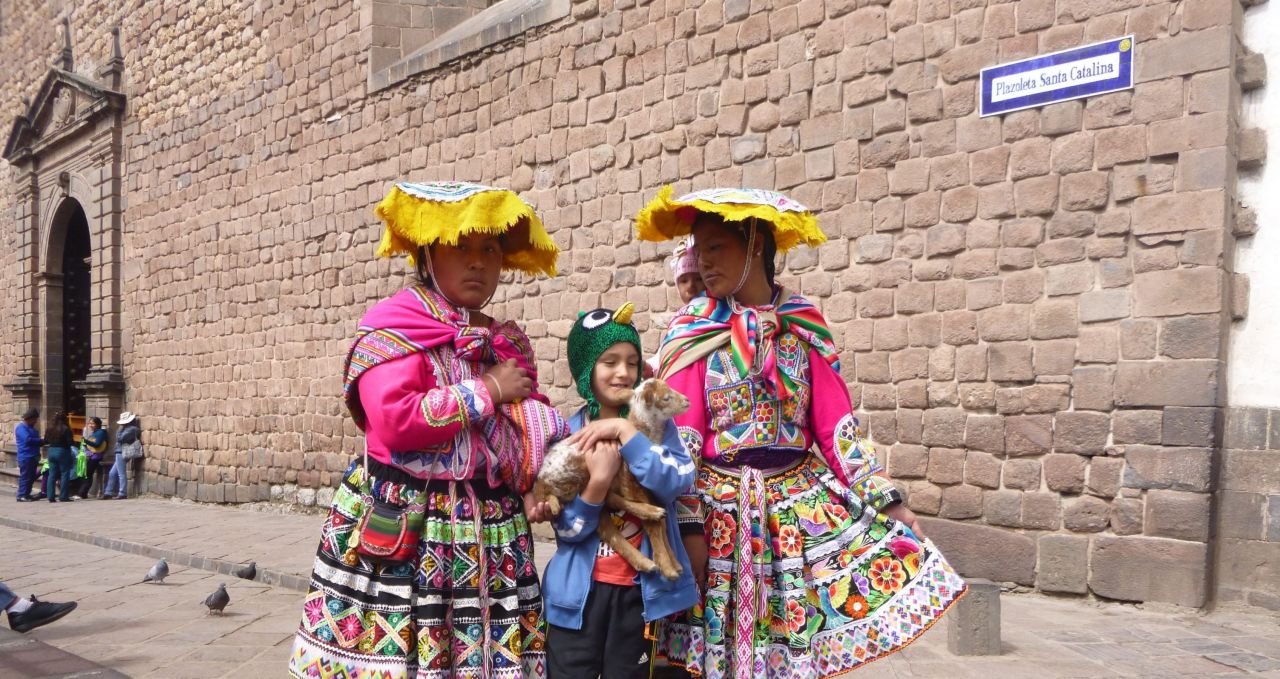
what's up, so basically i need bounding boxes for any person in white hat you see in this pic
[102,412,140,499]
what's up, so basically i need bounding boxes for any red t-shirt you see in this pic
[593,511,645,585]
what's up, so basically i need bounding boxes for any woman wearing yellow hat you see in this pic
[289,182,568,679]
[638,187,967,678]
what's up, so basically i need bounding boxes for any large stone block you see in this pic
[1144,490,1211,542]
[1211,539,1280,604]
[1063,495,1110,532]
[1220,449,1280,494]
[1122,445,1213,492]
[940,484,984,519]
[1089,536,1208,607]
[1115,360,1220,407]
[1132,189,1227,236]
[1043,454,1087,493]
[1216,491,1265,541]
[1054,412,1110,455]
[923,408,968,447]
[1037,534,1088,594]
[1020,492,1061,531]
[1005,415,1052,455]
[1222,407,1269,450]
[919,517,1036,586]
[1113,410,1163,444]
[1132,269,1223,317]
[947,579,1002,656]
[1161,406,1218,447]
[1135,26,1232,82]
[1111,498,1144,535]
[1160,314,1223,360]
[927,447,966,484]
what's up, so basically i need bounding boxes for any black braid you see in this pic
[415,246,433,287]
[758,222,778,288]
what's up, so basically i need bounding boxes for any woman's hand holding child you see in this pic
[483,359,532,404]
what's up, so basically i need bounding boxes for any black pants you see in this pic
[547,582,654,679]
[78,458,105,498]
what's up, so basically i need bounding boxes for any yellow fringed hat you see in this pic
[634,185,827,252]
[375,181,559,277]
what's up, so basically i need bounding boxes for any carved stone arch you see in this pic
[39,171,96,269]
[4,20,127,435]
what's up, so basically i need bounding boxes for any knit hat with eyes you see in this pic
[567,303,643,419]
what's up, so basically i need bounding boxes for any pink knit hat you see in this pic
[668,236,698,280]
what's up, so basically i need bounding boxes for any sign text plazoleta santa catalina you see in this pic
[980,36,1135,117]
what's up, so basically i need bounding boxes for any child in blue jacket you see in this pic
[544,304,699,679]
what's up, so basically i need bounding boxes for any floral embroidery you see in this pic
[868,557,906,594]
[785,599,806,633]
[776,524,803,558]
[708,509,735,559]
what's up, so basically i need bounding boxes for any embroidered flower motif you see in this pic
[785,599,806,634]
[822,501,851,525]
[337,613,366,641]
[904,552,922,576]
[776,524,803,558]
[852,572,871,596]
[303,596,327,625]
[708,510,735,559]
[868,557,906,594]
[843,593,869,620]
[706,611,725,644]
[888,537,921,559]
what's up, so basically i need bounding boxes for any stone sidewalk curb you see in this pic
[0,626,130,678]
[0,514,311,593]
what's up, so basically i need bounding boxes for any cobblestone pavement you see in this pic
[1,495,1279,678]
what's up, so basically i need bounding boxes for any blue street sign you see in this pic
[980,36,1135,117]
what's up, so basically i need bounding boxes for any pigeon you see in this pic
[202,583,230,615]
[141,558,169,584]
[232,561,256,580]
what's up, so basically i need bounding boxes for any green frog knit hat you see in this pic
[568,303,643,419]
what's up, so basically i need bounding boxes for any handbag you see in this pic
[350,446,426,564]
[121,439,144,460]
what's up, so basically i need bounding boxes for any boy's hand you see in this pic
[580,440,622,504]
[523,490,553,523]
[483,359,532,404]
[568,418,637,452]
[585,440,622,482]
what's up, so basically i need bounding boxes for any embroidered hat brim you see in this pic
[635,185,827,252]
[374,181,559,277]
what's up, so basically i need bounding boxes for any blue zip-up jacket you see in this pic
[542,408,700,630]
[15,422,44,461]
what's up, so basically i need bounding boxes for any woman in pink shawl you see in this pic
[290,181,567,679]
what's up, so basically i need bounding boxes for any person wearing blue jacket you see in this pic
[14,408,44,502]
[544,305,699,679]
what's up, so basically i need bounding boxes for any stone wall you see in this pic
[1217,407,1280,611]
[369,0,495,73]
[0,0,1267,607]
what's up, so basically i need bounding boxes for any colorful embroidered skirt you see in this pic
[289,462,546,679]
[658,454,966,678]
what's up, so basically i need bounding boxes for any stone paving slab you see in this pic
[0,525,292,678]
[3,494,1280,677]
[0,626,129,679]
[0,496,320,591]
